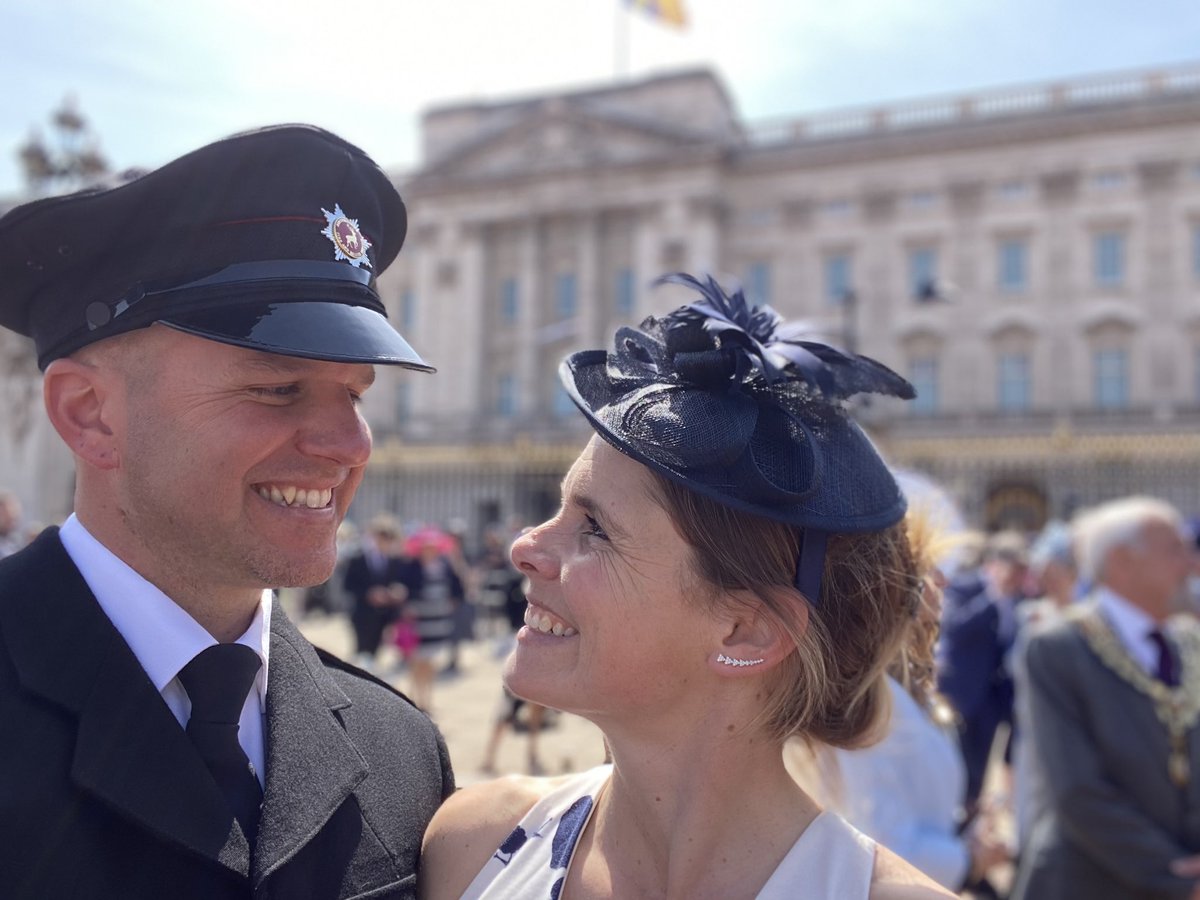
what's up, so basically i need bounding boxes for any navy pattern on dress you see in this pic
[549,796,594,899]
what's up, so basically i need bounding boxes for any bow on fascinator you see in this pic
[561,272,915,607]
[603,273,913,498]
[654,272,916,400]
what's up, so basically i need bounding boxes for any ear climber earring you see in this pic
[717,653,765,668]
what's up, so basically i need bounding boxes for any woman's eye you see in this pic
[584,514,608,541]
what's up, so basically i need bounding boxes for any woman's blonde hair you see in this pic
[647,474,919,748]
[891,505,957,723]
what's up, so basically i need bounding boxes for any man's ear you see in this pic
[708,589,804,676]
[43,358,121,470]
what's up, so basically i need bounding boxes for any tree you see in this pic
[17,95,109,195]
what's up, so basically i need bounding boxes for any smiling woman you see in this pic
[419,273,955,900]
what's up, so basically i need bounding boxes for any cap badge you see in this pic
[321,204,373,268]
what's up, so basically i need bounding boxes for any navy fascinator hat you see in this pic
[559,272,916,606]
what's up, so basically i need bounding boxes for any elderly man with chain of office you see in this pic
[0,126,454,899]
[1012,497,1200,900]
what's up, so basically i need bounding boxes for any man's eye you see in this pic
[251,385,300,398]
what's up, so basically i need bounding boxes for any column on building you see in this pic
[516,218,542,421]
[1038,169,1080,414]
[409,223,441,435]
[1138,160,1181,418]
[858,188,897,364]
[457,221,487,427]
[632,202,663,319]
[685,194,723,275]
[946,180,985,418]
[577,212,602,349]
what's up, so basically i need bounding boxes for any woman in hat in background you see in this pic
[419,274,953,899]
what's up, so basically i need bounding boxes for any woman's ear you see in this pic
[43,357,121,470]
[708,589,804,675]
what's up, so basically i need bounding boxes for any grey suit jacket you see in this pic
[0,528,455,899]
[1012,604,1200,900]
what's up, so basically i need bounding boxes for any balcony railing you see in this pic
[745,62,1200,147]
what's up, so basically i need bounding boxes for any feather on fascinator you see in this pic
[559,273,915,606]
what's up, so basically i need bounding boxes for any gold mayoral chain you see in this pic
[1078,611,1200,788]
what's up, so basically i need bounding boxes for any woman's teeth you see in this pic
[256,485,332,509]
[526,610,577,637]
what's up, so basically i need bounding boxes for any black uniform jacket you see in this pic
[0,528,455,900]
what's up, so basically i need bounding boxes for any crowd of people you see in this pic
[4,122,1200,899]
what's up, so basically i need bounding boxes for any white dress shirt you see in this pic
[1095,584,1168,677]
[59,514,271,787]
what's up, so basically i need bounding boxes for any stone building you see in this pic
[357,62,1200,541]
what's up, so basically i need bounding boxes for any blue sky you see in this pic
[3,0,1200,197]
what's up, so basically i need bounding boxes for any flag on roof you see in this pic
[625,0,688,28]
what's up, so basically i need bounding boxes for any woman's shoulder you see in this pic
[419,772,596,900]
[868,844,957,899]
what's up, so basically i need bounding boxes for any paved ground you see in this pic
[294,607,609,786]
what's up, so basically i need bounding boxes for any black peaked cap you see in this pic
[0,124,433,371]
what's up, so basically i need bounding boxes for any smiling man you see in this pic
[0,125,454,900]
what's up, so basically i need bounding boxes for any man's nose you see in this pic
[296,393,372,467]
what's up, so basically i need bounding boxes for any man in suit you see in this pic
[0,126,454,899]
[343,514,408,670]
[1012,496,1200,900]
[937,531,1028,812]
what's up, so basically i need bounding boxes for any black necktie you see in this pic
[178,643,264,845]
[1149,629,1181,688]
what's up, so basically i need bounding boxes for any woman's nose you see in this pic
[511,522,559,578]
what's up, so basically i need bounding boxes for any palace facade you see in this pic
[356,62,1200,540]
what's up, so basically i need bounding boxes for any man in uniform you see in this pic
[1012,496,1200,900]
[0,125,454,899]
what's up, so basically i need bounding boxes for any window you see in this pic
[908,247,938,300]
[824,254,852,306]
[909,357,939,415]
[821,198,854,217]
[614,267,635,316]
[997,239,1028,294]
[552,383,575,418]
[907,190,938,210]
[1091,170,1127,191]
[1093,348,1129,409]
[997,180,1030,201]
[1093,232,1126,287]
[499,278,518,324]
[399,290,415,330]
[997,353,1031,412]
[746,262,771,304]
[495,374,517,417]
[395,382,411,424]
[555,272,577,319]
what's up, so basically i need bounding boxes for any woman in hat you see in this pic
[419,274,952,899]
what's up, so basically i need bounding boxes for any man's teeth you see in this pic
[526,611,577,637]
[256,486,332,509]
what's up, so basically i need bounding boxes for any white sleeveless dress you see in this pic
[461,764,876,899]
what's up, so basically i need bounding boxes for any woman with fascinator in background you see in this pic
[419,275,953,899]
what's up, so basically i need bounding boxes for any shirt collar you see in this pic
[1095,583,1161,673]
[58,514,272,708]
